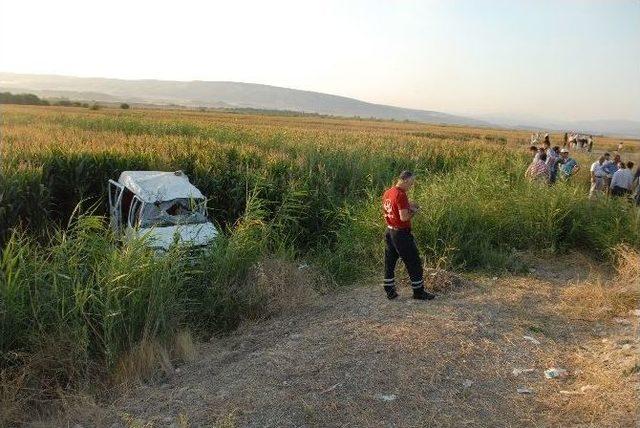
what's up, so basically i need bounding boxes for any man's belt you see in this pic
[387,225,410,231]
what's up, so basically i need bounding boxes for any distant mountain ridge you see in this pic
[2,72,638,137]
[0,72,489,127]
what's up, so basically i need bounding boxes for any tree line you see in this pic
[0,92,131,109]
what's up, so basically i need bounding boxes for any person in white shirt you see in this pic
[610,161,634,197]
[589,155,607,199]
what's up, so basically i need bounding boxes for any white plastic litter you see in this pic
[512,368,535,377]
[544,368,568,379]
[523,335,541,345]
[559,385,597,395]
[376,394,397,402]
[517,387,533,394]
[580,385,597,393]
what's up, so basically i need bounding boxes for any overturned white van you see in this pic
[108,171,218,251]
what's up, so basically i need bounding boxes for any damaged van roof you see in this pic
[118,171,205,203]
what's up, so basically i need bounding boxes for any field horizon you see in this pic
[2,72,639,138]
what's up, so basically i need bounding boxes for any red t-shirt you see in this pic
[382,186,411,229]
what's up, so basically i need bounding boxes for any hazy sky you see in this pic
[1,0,639,121]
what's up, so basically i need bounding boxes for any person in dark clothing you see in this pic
[381,170,435,301]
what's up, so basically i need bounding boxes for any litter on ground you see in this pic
[559,385,597,395]
[376,394,398,402]
[544,368,569,379]
[512,368,535,376]
[523,335,541,345]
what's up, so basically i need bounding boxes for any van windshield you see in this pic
[140,198,208,228]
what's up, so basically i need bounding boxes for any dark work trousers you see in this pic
[383,227,424,291]
[611,186,629,197]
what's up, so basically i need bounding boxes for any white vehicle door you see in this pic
[108,179,125,233]
[128,195,144,229]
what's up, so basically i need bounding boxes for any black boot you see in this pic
[384,285,398,300]
[413,287,435,300]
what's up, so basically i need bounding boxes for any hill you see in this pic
[0,72,489,126]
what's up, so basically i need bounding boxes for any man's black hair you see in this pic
[399,170,414,180]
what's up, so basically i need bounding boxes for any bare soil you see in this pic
[42,255,639,427]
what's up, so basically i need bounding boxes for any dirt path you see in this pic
[66,258,638,427]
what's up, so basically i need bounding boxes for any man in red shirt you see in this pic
[382,170,435,301]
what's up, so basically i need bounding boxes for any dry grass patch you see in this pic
[113,329,197,387]
[547,339,639,427]
[423,267,477,293]
[249,258,326,316]
[560,245,640,322]
[0,366,29,426]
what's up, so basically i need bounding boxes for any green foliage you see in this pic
[314,158,640,280]
[120,103,130,109]
[53,99,87,107]
[0,92,49,106]
[0,202,274,371]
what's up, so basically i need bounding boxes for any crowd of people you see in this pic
[525,133,640,205]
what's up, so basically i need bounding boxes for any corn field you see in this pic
[1,105,639,422]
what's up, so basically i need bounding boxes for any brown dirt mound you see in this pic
[424,267,476,292]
